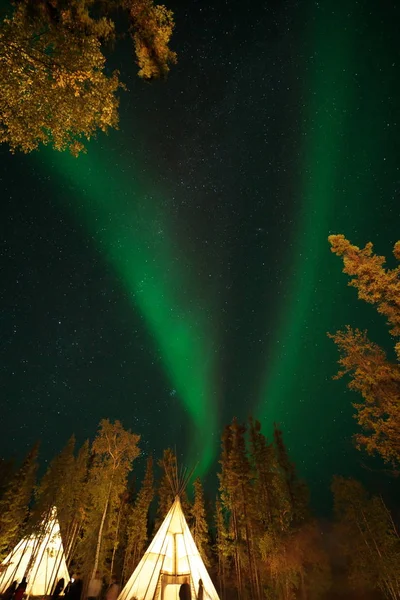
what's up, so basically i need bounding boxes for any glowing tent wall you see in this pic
[0,508,70,596]
[119,497,220,600]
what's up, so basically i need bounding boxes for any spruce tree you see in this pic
[218,419,261,600]
[0,443,39,559]
[332,476,400,600]
[273,424,309,527]
[123,456,154,582]
[215,498,230,600]
[64,439,90,565]
[328,235,400,465]
[249,418,278,527]
[155,449,177,529]
[33,436,76,525]
[0,458,14,501]
[190,478,210,566]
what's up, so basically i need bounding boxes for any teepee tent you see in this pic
[119,496,220,600]
[0,507,70,597]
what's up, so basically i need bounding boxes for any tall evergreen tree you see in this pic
[123,456,154,582]
[64,439,90,566]
[215,498,230,600]
[218,419,261,600]
[155,449,177,529]
[0,443,39,559]
[190,478,210,566]
[329,235,400,466]
[332,476,400,600]
[273,424,309,527]
[33,436,76,524]
[0,458,14,501]
[249,418,279,528]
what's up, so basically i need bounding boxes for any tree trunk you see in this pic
[232,509,242,600]
[110,497,124,578]
[91,480,113,580]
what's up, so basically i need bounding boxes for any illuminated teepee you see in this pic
[119,495,220,600]
[0,507,70,597]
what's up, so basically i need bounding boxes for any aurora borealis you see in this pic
[46,146,219,473]
[1,0,400,510]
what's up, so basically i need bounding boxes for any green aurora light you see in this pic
[257,1,400,497]
[259,5,355,427]
[42,146,219,473]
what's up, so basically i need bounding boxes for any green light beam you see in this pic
[258,2,355,427]
[40,145,218,473]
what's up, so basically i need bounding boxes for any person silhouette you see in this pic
[179,578,191,600]
[52,578,65,599]
[14,578,27,600]
[197,579,204,600]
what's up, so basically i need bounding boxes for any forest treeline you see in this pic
[0,415,399,600]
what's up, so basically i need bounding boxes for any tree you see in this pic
[78,419,140,582]
[33,436,76,525]
[0,458,14,501]
[0,443,39,559]
[0,0,177,155]
[248,418,277,529]
[332,476,400,600]
[190,478,210,566]
[250,423,323,600]
[329,235,400,466]
[259,521,330,600]
[329,235,400,359]
[123,456,154,582]
[273,424,309,527]
[214,498,230,600]
[218,419,261,600]
[155,448,176,529]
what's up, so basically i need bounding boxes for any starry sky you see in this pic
[1,0,400,513]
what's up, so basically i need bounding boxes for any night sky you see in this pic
[1,0,400,513]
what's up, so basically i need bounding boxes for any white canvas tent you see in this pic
[119,496,220,600]
[0,507,70,597]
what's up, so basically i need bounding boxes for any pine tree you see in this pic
[0,443,39,559]
[249,418,279,528]
[273,425,309,527]
[33,436,76,526]
[0,458,14,501]
[155,449,177,529]
[215,498,230,600]
[190,478,210,566]
[123,456,154,582]
[64,439,90,566]
[332,476,400,600]
[329,326,400,466]
[218,419,261,600]
[329,235,400,466]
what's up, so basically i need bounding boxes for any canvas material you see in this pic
[118,497,220,600]
[0,508,70,596]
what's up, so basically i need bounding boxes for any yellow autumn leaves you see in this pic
[0,0,176,155]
